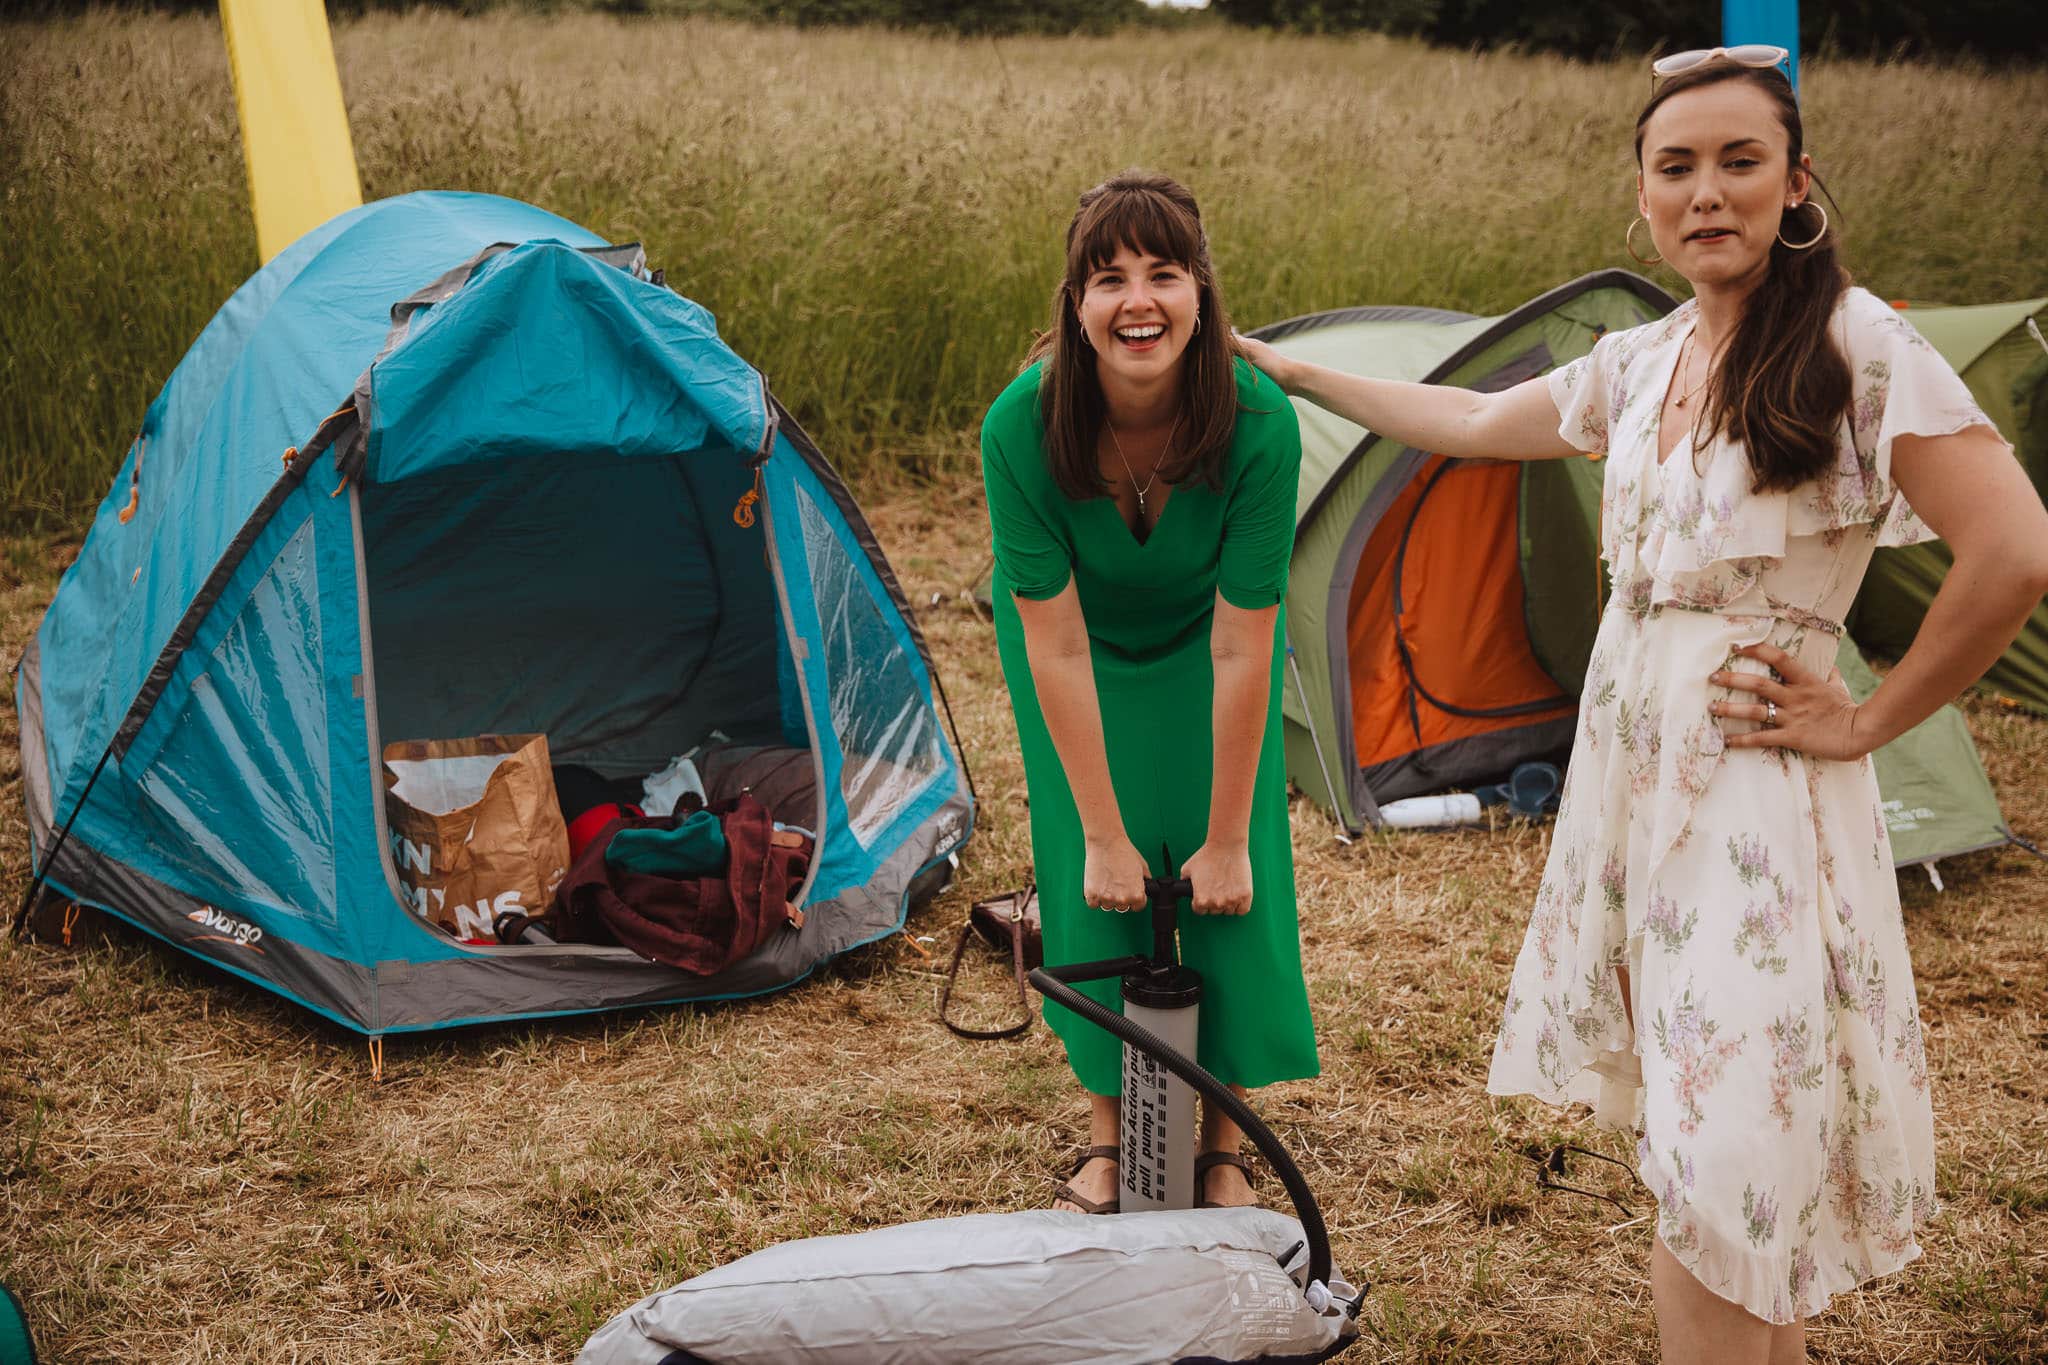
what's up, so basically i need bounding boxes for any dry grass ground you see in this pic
[2,478,2044,1362]
[3,15,2045,1355]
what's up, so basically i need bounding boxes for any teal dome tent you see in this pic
[16,192,972,1033]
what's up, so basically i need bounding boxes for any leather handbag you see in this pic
[939,885,1039,1040]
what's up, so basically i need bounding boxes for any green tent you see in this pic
[1848,297,2048,713]
[1256,269,2021,870]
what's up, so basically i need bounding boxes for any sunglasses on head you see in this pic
[1651,45,1792,91]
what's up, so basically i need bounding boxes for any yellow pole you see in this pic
[219,0,363,263]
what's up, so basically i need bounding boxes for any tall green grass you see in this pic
[4,10,2046,530]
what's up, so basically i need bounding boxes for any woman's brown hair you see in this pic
[1025,170,1241,502]
[1636,62,1850,492]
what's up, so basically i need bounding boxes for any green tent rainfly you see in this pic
[1851,298,2048,714]
[1255,270,2038,872]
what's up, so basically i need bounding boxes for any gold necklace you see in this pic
[1106,411,1180,516]
[1673,327,1718,410]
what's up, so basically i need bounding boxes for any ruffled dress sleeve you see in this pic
[1545,311,1691,573]
[1547,327,1631,457]
[1810,288,2006,546]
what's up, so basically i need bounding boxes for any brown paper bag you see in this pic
[383,734,571,942]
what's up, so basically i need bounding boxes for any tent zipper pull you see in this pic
[733,467,764,529]
[117,432,146,524]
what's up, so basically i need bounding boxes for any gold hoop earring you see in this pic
[1625,216,1663,266]
[1777,201,1827,250]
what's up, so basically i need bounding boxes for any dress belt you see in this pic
[1647,594,1844,638]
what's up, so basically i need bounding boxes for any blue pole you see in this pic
[1724,0,1800,91]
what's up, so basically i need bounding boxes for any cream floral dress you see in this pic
[1487,287,2001,1323]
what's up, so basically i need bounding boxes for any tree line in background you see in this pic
[21,0,2042,60]
[1211,0,2041,61]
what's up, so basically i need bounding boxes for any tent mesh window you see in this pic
[130,514,340,925]
[792,483,945,847]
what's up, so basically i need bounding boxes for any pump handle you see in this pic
[1145,876,1194,903]
[1143,869,1192,969]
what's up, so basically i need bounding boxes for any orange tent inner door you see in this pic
[1347,456,1574,770]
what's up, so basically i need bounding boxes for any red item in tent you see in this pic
[568,801,642,861]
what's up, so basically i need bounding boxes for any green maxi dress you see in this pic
[980,357,1321,1096]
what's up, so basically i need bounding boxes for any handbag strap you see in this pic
[939,914,1032,1041]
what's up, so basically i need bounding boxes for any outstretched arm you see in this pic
[1236,332,1580,462]
[1013,582,1151,912]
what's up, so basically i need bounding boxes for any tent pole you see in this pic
[928,665,979,805]
[2007,830,2048,864]
[1287,638,1351,844]
[9,745,117,940]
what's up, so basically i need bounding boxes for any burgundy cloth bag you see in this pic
[550,794,812,975]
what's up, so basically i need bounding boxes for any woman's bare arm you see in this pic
[1013,581,1150,910]
[1851,427,2048,747]
[1179,596,1278,916]
[1719,425,2048,757]
[1236,333,1580,462]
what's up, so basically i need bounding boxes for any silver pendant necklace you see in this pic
[1107,412,1179,517]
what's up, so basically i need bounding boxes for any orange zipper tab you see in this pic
[733,466,764,528]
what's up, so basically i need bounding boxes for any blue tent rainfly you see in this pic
[17,191,973,1033]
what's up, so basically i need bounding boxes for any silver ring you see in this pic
[1766,700,1778,726]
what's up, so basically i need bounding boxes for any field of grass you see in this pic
[3,10,2047,528]
[3,10,2046,1363]
[3,484,2046,1361]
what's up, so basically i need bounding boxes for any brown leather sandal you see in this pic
[1195,1150,1260,1209]
[1050,1144,1121,1215]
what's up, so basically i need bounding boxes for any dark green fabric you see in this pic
[1853,546,2048,714]
[608,810,727,877]
[0,1282,35,1364]
[1848,302,2048,712]
[1519,452,1607,697]
[980,359,1319,1095]
[362,452,786,779]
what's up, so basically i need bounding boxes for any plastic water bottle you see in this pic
[1378,792,1483,829]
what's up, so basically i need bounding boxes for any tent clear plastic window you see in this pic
[793,485,943,846]
[133,519,337,922]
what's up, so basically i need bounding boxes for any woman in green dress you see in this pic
[980,171,1319,1214]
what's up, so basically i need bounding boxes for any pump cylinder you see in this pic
[1119,966,1202,1212]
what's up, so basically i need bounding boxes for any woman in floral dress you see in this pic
[1239,52,2048,1363]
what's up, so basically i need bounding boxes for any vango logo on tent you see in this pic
[186,906,265,953]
